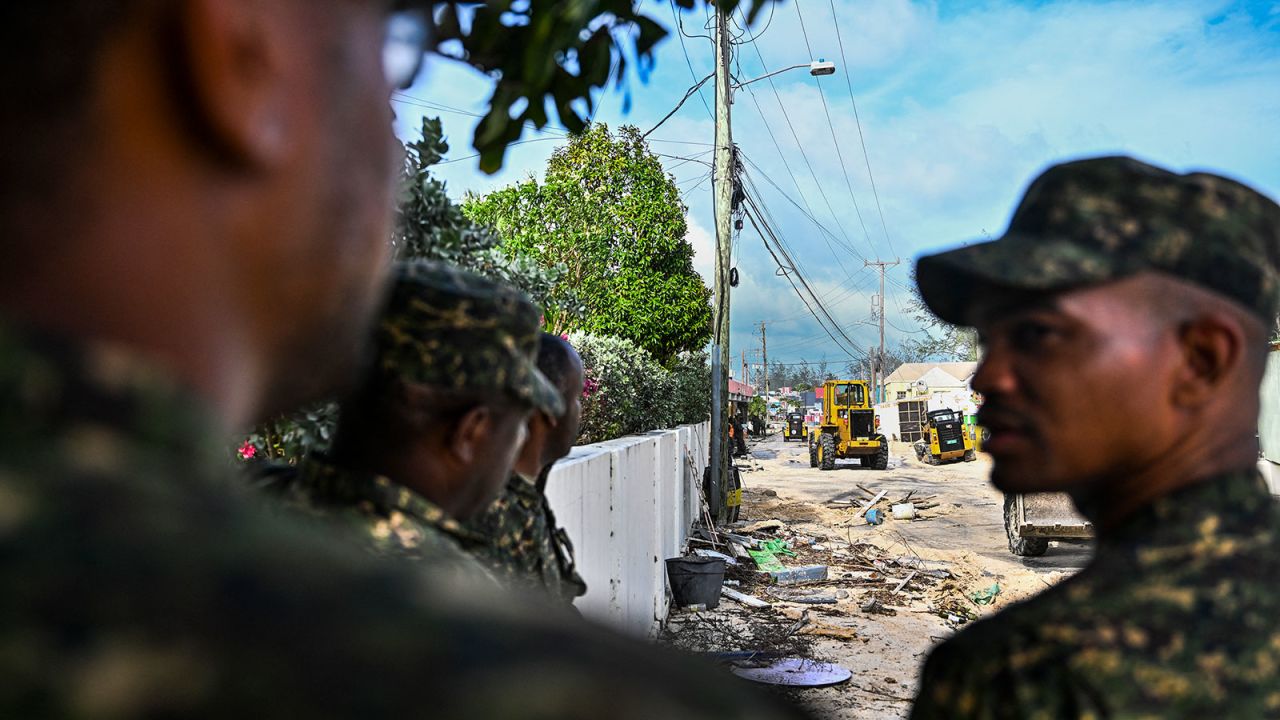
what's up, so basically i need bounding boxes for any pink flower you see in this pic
[237,441,257,460]
[582,377,600,399]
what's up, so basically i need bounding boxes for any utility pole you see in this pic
[741,350,747,389]
[759,320,768,401]
[708,0,735,523]
[864,259,900,404]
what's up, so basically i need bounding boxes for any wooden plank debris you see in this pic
[721,587,771,608]
[893,571,918,593]
[855,490,888,518]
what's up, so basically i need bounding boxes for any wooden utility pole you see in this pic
[864,259,900,403]
[759,320,768,401]
[708,1,735,523]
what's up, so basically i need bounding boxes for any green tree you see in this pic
[395,116,571,312]
[464,124,711,363]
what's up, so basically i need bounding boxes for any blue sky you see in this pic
[393,0,1280,375]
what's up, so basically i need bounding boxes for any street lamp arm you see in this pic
[731,63,809,89]
[732,60,837,89]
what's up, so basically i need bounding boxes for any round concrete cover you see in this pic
[730,658,852,687]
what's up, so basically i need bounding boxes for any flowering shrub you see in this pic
[571,332,709,445]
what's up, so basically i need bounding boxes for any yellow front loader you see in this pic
[913,408,976,465]
[807,380,889,471]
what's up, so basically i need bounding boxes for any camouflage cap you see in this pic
[916,156,1280,325]
[373,261,564,416]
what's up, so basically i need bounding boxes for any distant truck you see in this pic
[1003,492,1093,557]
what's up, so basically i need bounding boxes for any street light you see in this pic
[732,59,838,89]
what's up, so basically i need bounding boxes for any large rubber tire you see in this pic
[1004,493,1049,557]
[963,449,977,462]
[819,434,836,471]
[871,435,889,470]
[808,438,818,468]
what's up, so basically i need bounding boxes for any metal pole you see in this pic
[709,1,734,524]
[864,259,900,403]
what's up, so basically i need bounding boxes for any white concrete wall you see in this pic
[1260,347,1279,466]
[543,422,708,638]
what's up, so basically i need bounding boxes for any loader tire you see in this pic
[1004,492,1049,557]
[819,434,836,471]
[808,438,818,468]
[963,449,977,462]
[871,435,889,470]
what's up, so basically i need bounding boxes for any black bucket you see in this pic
[665,556,726,608]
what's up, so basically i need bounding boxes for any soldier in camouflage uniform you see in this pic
[256,261,563,577]
[0,4,811,718]
[910,156,1280,718]
[463,333,589,603]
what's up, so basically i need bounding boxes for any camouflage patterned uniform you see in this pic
[254,454,495,581]
[252,261,565,581]
[0,322,809,717]
[910,156,1280,719]
[463,469,587,603]
[911,470,1280,718]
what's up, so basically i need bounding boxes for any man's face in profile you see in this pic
[971,277,1182,496]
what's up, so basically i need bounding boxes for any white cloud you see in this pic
[410,0,1280,363]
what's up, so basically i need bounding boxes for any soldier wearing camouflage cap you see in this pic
[910,156,1280,718]
[257,260,564,569]
[463,333,589,603]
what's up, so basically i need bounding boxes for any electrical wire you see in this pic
[827,0,898,258]
[669,0,713,119]
[792,0,878,260]
[735,18,869,267]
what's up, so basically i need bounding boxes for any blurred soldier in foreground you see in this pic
[0,3,807,717]
[463,333,589,603]
[257,261,560,578]
[910,156,1280,718]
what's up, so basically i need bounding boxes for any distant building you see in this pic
[882,362,977,402]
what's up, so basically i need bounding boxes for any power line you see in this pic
[827,0,898,258]
[741,187,870,361]
[792,0,879,260]
[669,0,713,119]
[735,15,870,266]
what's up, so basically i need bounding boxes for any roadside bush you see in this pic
[572,333,710,445]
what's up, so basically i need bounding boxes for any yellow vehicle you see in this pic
[781,412,805,442]
[913,409,976,465]
[807,380,888,471]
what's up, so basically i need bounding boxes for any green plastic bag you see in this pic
[969,582,1001,606]
[759,538,796,557]
[748,549,786,573]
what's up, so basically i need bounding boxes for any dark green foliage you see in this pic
[434,0,774,173]
[464,125,711,364]
[573,333,709,444]
[395,117,567,309]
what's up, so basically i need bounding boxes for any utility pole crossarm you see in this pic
[864,259,900,404]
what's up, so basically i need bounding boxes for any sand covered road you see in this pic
[662,432,1093,719]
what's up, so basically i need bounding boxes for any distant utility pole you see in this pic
[708,1,735,523]
[864,258,900,404]
[759,320,769,400]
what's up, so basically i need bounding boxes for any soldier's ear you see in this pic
[451,405,493,464]
[1170,312,1245,409]
[174,0,294,168]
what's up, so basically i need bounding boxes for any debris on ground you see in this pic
[969,582,1001,605]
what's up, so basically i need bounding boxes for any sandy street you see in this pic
[661,432,1094,719]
